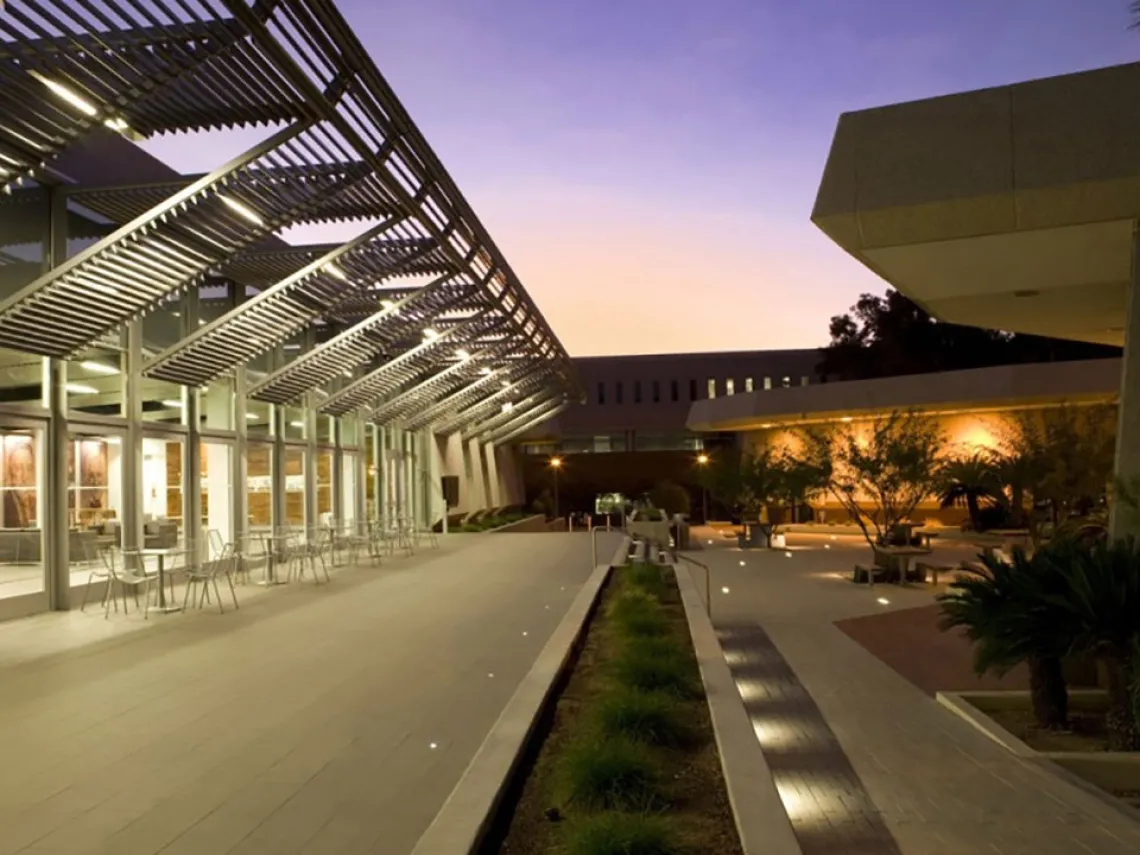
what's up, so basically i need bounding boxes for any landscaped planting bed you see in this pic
[483,562,742,855]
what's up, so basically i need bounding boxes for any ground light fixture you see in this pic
[739,560,746,566]
[721,586,730,594]
[877,597,890,606]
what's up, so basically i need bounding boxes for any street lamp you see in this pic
[696,452,709,524]
[549,456,563,519]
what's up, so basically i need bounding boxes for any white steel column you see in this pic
[123,323,144,553]
[232,283,249,552]
[45,188,69,609]
[184,289,203,560]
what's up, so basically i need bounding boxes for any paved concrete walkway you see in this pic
[688,528,1140,855]
[0,532,615,855]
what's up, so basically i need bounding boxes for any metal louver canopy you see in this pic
[0,0,580,438]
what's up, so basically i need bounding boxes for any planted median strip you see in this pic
[487,561,743,855]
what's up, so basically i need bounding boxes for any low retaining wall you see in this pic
[410,535,632,855]
[937,690,1140,822]
[487,514,549,533]
[675,563,802,854]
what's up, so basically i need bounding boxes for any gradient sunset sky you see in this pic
[146,0,1140,356]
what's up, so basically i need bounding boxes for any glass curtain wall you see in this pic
[0,194,394,619]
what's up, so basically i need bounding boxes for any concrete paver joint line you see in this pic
[410,536,628,855]
[674,563,802,855]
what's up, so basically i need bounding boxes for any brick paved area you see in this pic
[0,532,614,855]
[690,529,1140,855]
[719,623,901,854]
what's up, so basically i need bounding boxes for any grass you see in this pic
[611,647,700,699]
[608,592,670,638]
[562,812,685,855]
[594,688,693,747]
[555,736,661,811]
[485,561,744,855]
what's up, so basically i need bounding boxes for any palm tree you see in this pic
[938,451,1002,531]
[1049,537,1140,750]
[939,546,1074,729]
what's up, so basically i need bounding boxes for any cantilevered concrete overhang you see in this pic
[686,359,1120,432]
[812,62,1140,346]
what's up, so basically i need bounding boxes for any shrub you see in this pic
[563,812,683,855]
[612,647,699,699]
[594,688,692,747]
[555,737,661,811]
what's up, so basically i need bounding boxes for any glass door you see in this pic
[201,439,234,557]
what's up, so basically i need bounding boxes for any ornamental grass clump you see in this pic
[555,736,662,811]
[594,687,693,748]
[562,811,684,855]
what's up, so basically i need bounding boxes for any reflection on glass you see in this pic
[0,348,44,405]
[247,443,273,534]
[0,428,44,599]
[67,346,122,416]
[284,448,305,527]
[246,399,272,438]
[201,441,233,554]
[317,450,333,524]
[66,433,122,592]
[201,378,234,430]
[341,452,358,528]
[141,436,183,545]
[283,405,305,441]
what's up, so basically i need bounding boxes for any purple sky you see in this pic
[146,0,1140,356]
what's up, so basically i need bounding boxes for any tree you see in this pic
[770,446,829,526]
[820,288,1119,381]
[937,451,1003,531]
[701,446,782,523]
[1000,404,1117,539]
[939,545,1075,730]
[648,481,690,518]
[801,410,946,547]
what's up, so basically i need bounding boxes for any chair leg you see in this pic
[182,577,193,612]
[80,573,96,612]
[104,579,115,619]
[226,572,240,610]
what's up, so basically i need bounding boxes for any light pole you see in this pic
[550,456,563,519]
[696,452,710,524]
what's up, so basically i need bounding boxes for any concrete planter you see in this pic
[937,689,1140,820]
